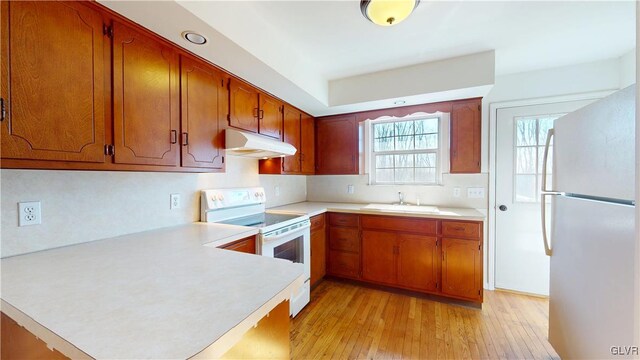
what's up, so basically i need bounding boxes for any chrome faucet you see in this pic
[398,192,404,205]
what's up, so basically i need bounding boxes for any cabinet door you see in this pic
[258,93,282,139]
[361,230,396,285]
[300,113,315,174]
[282,105,301,173]
[112,21,179,166]
[441,238,482,300]
[180,56,225,170]
[1,1,106,162]
[228,78,259,133]
[310,216,326,287]
[219,236,256,254]
[450,99,481,173]
[315,115,359,174]
[397,234,439,292]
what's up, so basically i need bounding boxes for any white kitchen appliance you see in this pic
[201,187,310,317]
[542,86,636,359]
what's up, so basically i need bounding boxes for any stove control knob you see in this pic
[260,192,265,197]
[217,195,224,201]
[254,192,259,197]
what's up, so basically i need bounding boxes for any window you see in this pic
[369,116,444,184]
[514,114,564,202]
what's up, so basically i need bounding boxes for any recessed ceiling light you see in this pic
[182,31,207,45]
[394,100,406,105]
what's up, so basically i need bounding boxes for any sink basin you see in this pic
[362,203,439,214]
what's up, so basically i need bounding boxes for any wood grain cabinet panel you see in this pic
[315,115,358,174]
[300,113,315,174]
[361,215,437,235]
[179,56,225,170]
[442,221,481,239]
[328,227,360,253]
[282,105,301,173]
[228,78,259,133]
[328,213,359,228]
[328,250,360,279]
[450,99,482,173]
[441,238,483,300]
[397,234,439,292]
[362,230,396,285]
[258,93,283,139]
[218,236,256,254]
[1,1,106,163]
[112,20,179,166]
[310,214,326,288]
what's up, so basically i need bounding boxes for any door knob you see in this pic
[499,205,508,211]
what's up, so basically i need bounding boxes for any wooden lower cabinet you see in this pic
[310,214,326,287]
[218,236,256,254]
[441,238,483,301]
[361,230,396,285]
[396,234,439,292]
[327,213,483,303]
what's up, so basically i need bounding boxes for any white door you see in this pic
[495,99,596,295]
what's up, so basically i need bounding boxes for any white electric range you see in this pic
[200,187,310,317]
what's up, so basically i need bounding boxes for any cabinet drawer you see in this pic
[310,214,325,231]
[329,227,360,252]
[442,221,481,239]
[328,213,359,227]
[361,215,437,235]
[328,250,360,278]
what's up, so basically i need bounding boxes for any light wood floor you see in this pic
[291,280,559,360]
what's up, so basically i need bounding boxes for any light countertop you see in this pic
[0,223,304,359]
[268,201,486,221]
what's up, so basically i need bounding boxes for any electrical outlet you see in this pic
[347,185,355,194]
[467,187,485,199]
[18,201,41,226]
[453,187,461,198]
[170,194,181,210]
[275,186,280,197]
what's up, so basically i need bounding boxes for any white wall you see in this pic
[0,158,306,258]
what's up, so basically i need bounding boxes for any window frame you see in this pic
[366,113,449,186]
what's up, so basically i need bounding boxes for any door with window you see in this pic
[495,100,595,295]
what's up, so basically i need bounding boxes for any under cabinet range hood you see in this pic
[225,129,296,158]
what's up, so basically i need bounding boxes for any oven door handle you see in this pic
[262,224,310,243]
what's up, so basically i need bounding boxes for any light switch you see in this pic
[467,187,485,199]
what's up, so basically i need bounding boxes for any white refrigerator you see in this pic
[543,85,636,359]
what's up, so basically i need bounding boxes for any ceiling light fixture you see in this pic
[360,0,420,27]
[182,31,207,45]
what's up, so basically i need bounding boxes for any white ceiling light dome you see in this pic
[360,0,420,26]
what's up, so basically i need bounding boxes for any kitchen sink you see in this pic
[361,203,440,214]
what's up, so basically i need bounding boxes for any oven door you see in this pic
[260,224,310,317]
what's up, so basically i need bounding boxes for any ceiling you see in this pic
[101,1,635,116]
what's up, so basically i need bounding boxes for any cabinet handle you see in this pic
[0,98,5,121]
[182,132,189,146]
[170,130,177,144]
[452,226,465,231]
[259,109,264,119]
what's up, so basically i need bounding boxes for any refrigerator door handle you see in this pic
[540,129,558,256]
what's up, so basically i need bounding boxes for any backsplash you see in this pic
[1,157,306,258]
[306,173,488,209]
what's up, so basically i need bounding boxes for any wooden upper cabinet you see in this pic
[282,105,301,173]
[300,113,315,174]
[228,78,259,133]
[259,94,283,139]
[315,115,359,174]
[450,99,481,173]
[396,234,439,292]
[0,1,106,162]
[441,238,483,300]
[112,21,179,166]
[180,56,225,170]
